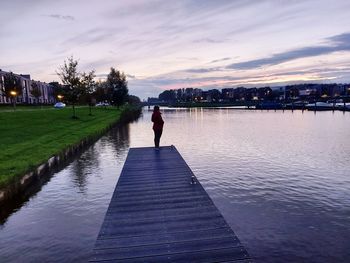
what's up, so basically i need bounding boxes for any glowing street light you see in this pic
[57,94,63,100]
[10,90,17,111]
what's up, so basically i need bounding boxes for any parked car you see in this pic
[95,102,110,107]
[54,102,66,108]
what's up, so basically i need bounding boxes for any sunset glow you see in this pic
[1,0,350,99]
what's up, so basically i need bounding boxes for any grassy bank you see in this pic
[0,106,130,187]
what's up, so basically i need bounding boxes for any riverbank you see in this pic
[145,101,258,108]
[147,101,350,111]
[0,105,140,201]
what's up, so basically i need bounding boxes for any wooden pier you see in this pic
[90,146,251,262]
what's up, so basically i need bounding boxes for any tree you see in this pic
[57,56,84,118]
[4,72,21,110]
[128,95,141,105]
[159,90,176,102]
[30,81,42,105]
[94,81,108,104]
[80,70,96,115]
[106,67,128,108]
[49,81,65,102]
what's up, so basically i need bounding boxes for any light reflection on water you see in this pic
[0,108,349,262]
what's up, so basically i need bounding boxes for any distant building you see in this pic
[0,69,56,104]
[147,97,161,104]
[201,91,208,102]
[221,88,234,101]
[233,87,246,101]
[257,87,272,100]
[270,86,285,100]
[154,83,350,104]
[193,88,203,101]
[206,89,220,102]
[245,88,258,101]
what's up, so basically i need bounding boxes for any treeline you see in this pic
[0,57,141,116]
[53,56,140,118]
[155,84,350,104]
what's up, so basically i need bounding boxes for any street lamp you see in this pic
[57,94,63,101]
[10,90,17,111]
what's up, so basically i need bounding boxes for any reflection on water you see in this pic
[70,125,130,194]
[0,108,349,262]
[0,124,131,262]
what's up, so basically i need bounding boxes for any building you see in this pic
[270,86,285,101]
[0,69,56,105]
[221,88,234,101]
[233,87,246,101]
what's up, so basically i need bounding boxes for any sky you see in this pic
[1,0,350,99]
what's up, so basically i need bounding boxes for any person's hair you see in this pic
[154,105,160,112]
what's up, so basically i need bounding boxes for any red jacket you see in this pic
[152,111,164,131]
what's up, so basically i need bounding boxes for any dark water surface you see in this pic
[1,108,349,262]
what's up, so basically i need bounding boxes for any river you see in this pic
[0,108,349,262]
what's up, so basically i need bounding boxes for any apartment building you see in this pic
[0,69,56,104]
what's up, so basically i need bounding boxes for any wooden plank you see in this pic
[90,247,250,263]
[95,228,236,248]
[106,200,215,214]
[106,205,220,219]
[92,238,245,261]
[90,146,251,262]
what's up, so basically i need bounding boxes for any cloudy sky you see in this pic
[1,0,350,99]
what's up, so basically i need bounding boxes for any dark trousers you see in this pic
[154,129,162,148]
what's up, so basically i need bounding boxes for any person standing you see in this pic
[151,106,164,149]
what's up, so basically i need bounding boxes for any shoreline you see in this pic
[0,106,141,204]
[153,103,350,111]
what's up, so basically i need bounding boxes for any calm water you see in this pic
[0,108,349,262]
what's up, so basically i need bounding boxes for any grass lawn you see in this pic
[0,106,124,187]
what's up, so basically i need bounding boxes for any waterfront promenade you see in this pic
[90,146,251,262]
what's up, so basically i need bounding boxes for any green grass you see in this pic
[0,105,54,111]
[0,106,124,187]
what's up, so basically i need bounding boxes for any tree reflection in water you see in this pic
[0,124,131,223]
